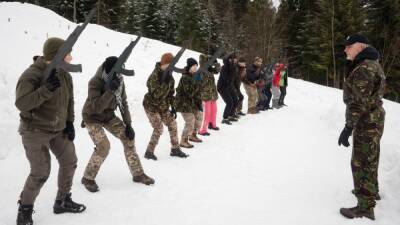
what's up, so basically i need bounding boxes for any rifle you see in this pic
[197,47,223,75]
[103,36,141,88]
[103,36,142,112]
[161,47,186,82]
[41,8,96,83]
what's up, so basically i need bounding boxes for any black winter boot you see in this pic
[17,203,34,225]
[144,151,157,161]
[208,123,220,130]
[53,193,86,214]
[221,119,232,125]
[170,148,189,158]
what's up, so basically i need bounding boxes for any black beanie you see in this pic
[186,57,198,70]
[103,56,118,73]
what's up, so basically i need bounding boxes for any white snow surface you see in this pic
[0,2,400,225]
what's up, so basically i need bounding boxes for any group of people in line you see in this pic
[14,37,289,225]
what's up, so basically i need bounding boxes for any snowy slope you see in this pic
[1,2,400,225]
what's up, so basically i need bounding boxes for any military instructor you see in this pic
[338,34,386,220]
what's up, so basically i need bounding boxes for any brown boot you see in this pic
[340,206,375,220]
[133,173,155,185]
[81,177,99,193]
[180,137,194,148]
[189,132,202,143]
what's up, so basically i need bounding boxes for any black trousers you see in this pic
[279,86,287,104]
[265,87,272,107]
[218,87,238,119]
[236,87,244,112]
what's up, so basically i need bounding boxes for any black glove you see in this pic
[338,125,353,147]
[63,121,75,141]
[45,69,60,92]
[197,103,203,112]
[125,123,135,140]
[170,107,177,119]
[109,76,120,91]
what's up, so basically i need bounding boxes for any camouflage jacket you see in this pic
[343,47,386,128]
[143,63,175,113]
[15,56,74,132]
[199,55,220,101]
[82,66,131,125]
[175,71,201,113]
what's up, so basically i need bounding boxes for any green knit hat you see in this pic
[43,37,65,61]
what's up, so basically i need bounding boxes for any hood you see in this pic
[354,46,380,65]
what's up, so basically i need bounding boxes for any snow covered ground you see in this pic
[1,2,399,225]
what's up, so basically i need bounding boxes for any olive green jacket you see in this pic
[15,56,74,132]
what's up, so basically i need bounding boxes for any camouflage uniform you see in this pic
[175,71,202,139]
[199,55,220,102]
[143,63,180,152]
[343,47,386,210]
[82,67,144,180]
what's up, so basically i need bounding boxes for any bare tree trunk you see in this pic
[331,0,337,88]
[97,0,101,25]
[73,0,77,23]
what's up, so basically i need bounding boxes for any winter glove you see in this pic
[45,69,60,92]
[197,103,203,112]
[125,123,135,140]
[170,107,177,119]
[109,76,120,91]
[63,121,75,141]
[338,125,353,147]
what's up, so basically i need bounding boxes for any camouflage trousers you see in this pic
[351,107,385,210]
[181,111,203,140]
[83,117,144,180]
[19,130,77,205]
[145,110,179,152]
[243,83,258,112]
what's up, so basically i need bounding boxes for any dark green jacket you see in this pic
[343,47,386,128]
[143,63,175,113]
[175,71,201,113]
[15,56,74,132]
[199,55,220,101]
[82,66,131,124]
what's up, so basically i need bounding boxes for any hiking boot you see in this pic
[340,206,375,220]
[170,148,189,158]
[247,107,259,114]
[351,189,381,200]
[144,151,157,161]
[180,138,194,148]
[53,193,86,214]
[17,203,34,225]
[208,123,220,130]
[133,173,155,185]
[228,116,238,122]
[221,119,232,125]
[189,133,202,143]
[81,177,99,193]
[198,132,210,136]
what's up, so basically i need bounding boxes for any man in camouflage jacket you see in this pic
[338,34,386,221]
[81,56,154,193]
[175,58,203,148]
[143,53,188,160]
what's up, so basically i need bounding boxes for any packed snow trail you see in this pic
[1,3,400,225]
